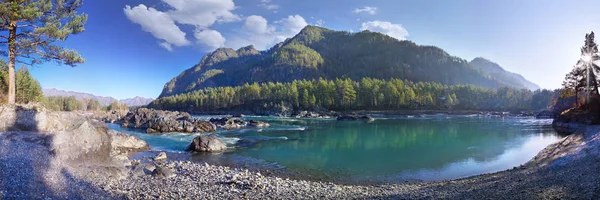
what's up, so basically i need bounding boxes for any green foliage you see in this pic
[0,0,87,104]
[85,99,101,111]
[107,101,127,111]
[0,60,7,103]
[562,31,600,103]
[160,26,531,98]
[272,43,323,68]
[0,61,42,104]
[15,67,42,104]
[0,0,88,66]
[149,78,557,112]
[43,96,82,111]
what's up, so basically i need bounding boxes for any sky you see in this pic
[22,0,600,99]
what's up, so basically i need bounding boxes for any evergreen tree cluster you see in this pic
[150,78,557,112]
[0,60,42,104]
[562,31,600,102]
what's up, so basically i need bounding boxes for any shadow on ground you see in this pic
[0,105,118,199]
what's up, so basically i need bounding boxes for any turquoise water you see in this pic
[108,114,561,182]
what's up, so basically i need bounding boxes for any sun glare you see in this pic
[581,54,593,63]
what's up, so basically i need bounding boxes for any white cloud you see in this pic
[159,42,174,51]
[125,0,242,51]
[277,15,308,35]
[315,19,325,27]
[228,15,309,50]
[244,15,273,34]
[163,0,240,27]
[360,21,409,40]
[194,29,226,50]
[259,0,279,10]
[353,6,377,15]
[123,5,191,48]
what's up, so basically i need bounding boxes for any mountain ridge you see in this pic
[42,88,154,106]
[159,25,540,98]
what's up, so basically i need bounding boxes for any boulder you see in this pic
[187,136,227,152]
[107,130,149,154]
[120,108,215,133]
[154,152,167,161]
[248,120,270,128]
[210,117,246,129]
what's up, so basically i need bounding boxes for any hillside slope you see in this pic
[469,57,540,90]
[160,26,539,98]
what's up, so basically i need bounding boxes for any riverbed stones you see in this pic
[187,136,227,152]
[155,152,167,161]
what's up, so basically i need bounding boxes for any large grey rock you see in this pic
[107,130,149,154]
[187,136,227,152]
[120,108,216,133]
[51,120,112,162]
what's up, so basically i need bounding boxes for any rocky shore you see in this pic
[85,124,600,199]
[97,108,216,134]
[2,105,600,199]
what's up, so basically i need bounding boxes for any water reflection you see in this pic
[234,116,561,181]
[109,115,561,182]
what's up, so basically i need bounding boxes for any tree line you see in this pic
[562,31,600,107]
[0,60,127,111]
[149,78,558,112]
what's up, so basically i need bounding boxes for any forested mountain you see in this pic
[159,25,538,98]
[469,57,540,90]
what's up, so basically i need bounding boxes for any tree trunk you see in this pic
[7,20,17,105]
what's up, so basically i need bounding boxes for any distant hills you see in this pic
[469,57,540,90]
[159,25,540,98]
[42,88,154,106]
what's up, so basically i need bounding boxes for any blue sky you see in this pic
[25,0,600,99]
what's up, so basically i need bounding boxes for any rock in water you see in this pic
[119,108,216,133]
[187,136,227,152]
[107,130,149,154]
[248,120,270,128]
[155,152,167,161]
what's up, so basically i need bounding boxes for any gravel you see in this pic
[2,126,600,199]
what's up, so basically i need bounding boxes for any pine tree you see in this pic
[0,0,87,104]
[15,66,42,103]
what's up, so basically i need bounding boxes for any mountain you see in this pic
[469,57,540,90]
[119,96,155,107]
[43,88,118,106]
[160,25,538,98]
[42,88,154,106]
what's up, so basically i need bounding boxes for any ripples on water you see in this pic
[108,114,561,182]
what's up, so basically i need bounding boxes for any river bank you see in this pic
[1,106,599,199]
[70,126,600,199]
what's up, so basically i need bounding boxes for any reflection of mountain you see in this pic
[236,117,557,177]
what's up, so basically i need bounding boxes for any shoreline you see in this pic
[187,109,542,117]
[94,126,600,199]
[2,106,599,199]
